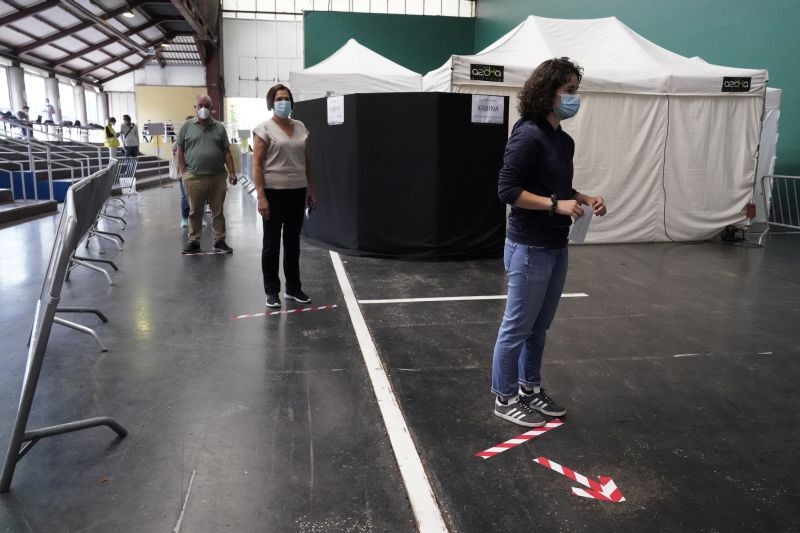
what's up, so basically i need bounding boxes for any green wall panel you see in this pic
[475,1,800,174]
[303,11,475,75]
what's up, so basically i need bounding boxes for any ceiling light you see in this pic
[122,11,134,18]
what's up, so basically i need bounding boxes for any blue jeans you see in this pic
[491,239,568,399]
[179,178,190,218]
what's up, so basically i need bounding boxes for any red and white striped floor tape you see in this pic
[475,420,563,459]
[182,251,230,256]
[233,304,338,320]
[533,456,625,502]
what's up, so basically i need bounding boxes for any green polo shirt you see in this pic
[176,118,230,175]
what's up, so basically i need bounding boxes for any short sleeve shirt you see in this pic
[252,119,309,189]
[177,118,230,175]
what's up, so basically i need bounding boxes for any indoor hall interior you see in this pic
[0,185,797,531]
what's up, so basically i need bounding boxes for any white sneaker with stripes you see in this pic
[494,396,546,427]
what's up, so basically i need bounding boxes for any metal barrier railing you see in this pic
[0,161,128,493]
[761,175,800,233]
[1,122,104,176]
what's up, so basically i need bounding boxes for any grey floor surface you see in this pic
[0,184,798,532]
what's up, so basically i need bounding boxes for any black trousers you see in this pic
[262,187,306,295]
[124,145,139,157]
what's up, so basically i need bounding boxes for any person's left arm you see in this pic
[305,147,317,209]
[573,190,607,216]
[224,148,238,185]
[222,127,237,185]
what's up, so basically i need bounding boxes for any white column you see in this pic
[99,91,109,123]
[8,65,27,113]
[73,82,87,124]
[45,75,62,123]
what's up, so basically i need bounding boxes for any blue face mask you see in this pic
[274,100,292,118]
[554,93,580,120]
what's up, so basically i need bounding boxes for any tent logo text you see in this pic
[721,77,751,92]
[470,64,504,82]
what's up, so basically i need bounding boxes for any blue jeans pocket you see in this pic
[503,240,517,272]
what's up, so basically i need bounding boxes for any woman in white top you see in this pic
[119,114,139,157]
[253,84,318,308]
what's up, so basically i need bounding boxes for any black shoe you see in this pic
[182,240,201,254]
[265,293,281,308]
[284,289,311,304]
[494,396,546,427]
[213,240,233,254]
[520,388,567,417]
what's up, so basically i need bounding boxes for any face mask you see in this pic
[554,93,580,120]
[197,107,211,120]
[273,100,292,118]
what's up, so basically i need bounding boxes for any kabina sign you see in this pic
[470,64,504,82]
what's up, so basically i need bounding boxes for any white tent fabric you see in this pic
[754,88,782,222]
[424,16,769,242]
[290,39,422,102]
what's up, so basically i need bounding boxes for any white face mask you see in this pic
[197,107,211,120]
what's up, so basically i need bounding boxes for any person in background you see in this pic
[490,57,607,427]
[177,95,237,254]
[119,114,139,157]
[42,99,55,123]
[16,105,31,139]
[104,117,120,159]
[171,120,204,229]
[252,84,317,308]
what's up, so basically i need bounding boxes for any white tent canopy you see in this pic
[291,38,422,102]
[424,16,769,243]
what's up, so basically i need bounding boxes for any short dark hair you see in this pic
[518,57,583,121]
[266,84,293,111]
[109,116,116,123]
[122,114,131,122]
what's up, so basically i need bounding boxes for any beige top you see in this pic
[252,118,309,189]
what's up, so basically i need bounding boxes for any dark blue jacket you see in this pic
[498,117,577,248]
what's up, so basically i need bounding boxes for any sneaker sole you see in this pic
[265,302,281,308]
[213,249,233,254]
[493,409,546,427]
[283,294,311,304]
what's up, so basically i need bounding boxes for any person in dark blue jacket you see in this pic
[491,57,607,427]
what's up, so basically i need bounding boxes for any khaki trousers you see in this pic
[184,171,228,242]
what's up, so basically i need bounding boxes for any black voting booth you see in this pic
[294,93,509,260]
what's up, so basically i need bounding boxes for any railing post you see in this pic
[46,146,54,201]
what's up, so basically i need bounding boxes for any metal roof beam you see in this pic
[0,0,59,27]
[170,0,217,45]
[58,0,151,53]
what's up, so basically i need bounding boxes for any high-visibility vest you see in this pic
[104,124,120,148]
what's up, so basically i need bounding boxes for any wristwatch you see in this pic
[549,194,558,216]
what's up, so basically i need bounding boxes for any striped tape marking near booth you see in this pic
[533,456,625,502]
[233,304,338,320]
[475,420,563,459]
[181,251,230,256]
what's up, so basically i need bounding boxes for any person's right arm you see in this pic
[176,124,187,176]
[252,134,270,219]
[497,125,583,218]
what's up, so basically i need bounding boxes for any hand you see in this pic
[257,196,270,219]
[228,173,238,186]
[587,195,607,216]
[556,199,584,218]
[307,189,318,210]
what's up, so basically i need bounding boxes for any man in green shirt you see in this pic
[177,94,238,254]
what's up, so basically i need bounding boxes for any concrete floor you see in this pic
[0,185,798,532]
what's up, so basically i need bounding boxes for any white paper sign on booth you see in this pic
[327,96,344,125]
[471,95,505,124]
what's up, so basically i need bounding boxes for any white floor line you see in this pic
[173,469,196,533]
[330,251,448,533]
[358,293,589,304]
